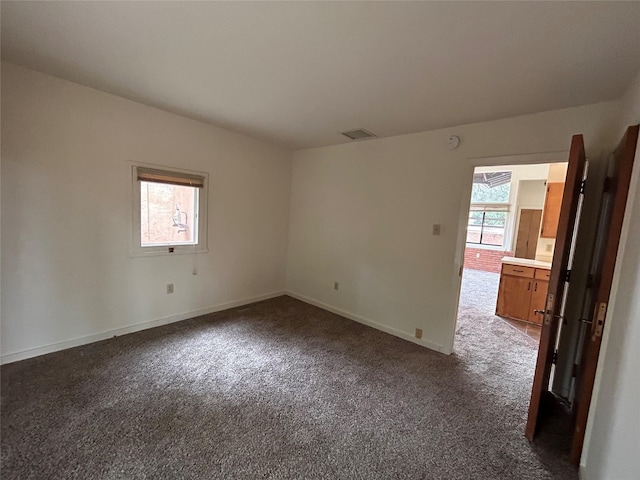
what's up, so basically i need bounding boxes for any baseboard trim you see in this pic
[286,290,444,353]
[0,291,285,365]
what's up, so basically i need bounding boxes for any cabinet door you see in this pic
[528,280,548,324]
[515,209,543,259]
[497,275,532,320]
[540,182,565,238]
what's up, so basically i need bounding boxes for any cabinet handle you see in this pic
[528,282,531,291]
[513,269,524,272]
[534,282,538,292]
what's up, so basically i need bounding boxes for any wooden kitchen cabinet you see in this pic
[528,280,547,324]
[496,262,549,325]
[540,182,564,238]
[496,275,533,320]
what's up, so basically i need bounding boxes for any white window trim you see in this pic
[130,161,209,257]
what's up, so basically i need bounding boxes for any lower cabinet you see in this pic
[528,280,548,324]
[495,264,549,325]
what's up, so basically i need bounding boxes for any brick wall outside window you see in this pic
[463,247,513,273]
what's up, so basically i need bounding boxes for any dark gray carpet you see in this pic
[2,291,577,479]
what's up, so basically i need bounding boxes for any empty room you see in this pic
[2,2,640,479]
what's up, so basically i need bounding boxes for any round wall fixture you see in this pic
[447,135,461,150]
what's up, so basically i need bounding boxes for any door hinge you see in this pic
[552,350,558,364]
[564,269,572,283]
[579,179,586,194]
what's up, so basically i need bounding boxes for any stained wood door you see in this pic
[515,209,542,259]
[569,125,639,463]
[525,134,586,440]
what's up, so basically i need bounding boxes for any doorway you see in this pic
[456,162,568,347]
[453,127,638,467]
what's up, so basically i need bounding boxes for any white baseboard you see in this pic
[286,290,444,354]
[0,291,285,365]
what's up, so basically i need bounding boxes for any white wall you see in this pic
[581,70,640,480]
[0,63,292,362]
[287,102,620,354]
[516,179,547,209]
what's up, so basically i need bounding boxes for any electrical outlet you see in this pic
[545,244,553,253]
[415,328,423,339]
[432,224,441,236]
[334,281,339,291]
[167,283,174,294]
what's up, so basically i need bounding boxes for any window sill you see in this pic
[465,243,508,252]
[129,246,209,258]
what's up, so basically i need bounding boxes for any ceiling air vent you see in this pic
[341,129,377,140]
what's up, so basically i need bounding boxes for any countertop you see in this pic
[501,256,552,270]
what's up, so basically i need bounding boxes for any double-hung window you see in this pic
[466,205,509,247]
[132,164,208,255]
[466,171,511,248]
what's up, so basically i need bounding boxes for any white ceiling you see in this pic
[2,1,640,150]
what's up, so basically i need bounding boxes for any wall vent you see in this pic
[341,129,377,140]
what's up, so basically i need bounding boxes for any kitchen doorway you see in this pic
[455,162,569,348]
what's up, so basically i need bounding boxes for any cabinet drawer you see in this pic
[535,268,551,280]
[502,264,535,278]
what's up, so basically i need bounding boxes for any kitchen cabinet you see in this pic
[528,269,550,323]
[495,259,550,325]
[540,182,564,238]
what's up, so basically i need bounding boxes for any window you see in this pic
[466,171,511,247]
[470,171,511,203]
[466,206,508,246]
[132,164,208,255]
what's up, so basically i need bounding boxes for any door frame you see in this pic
[447,151,569,354]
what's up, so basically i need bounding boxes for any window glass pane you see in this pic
[471,172,511,203]
[140,181,198,246]
[482,211,506,246]
[466,211,483,244]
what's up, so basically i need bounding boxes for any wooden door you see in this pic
[515,209,542,259]
[525,134,586,441]
[528,280,547,325]
[569,125,639,463]
[540,182,565,238]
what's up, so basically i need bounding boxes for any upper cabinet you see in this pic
[540,182,564,238]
